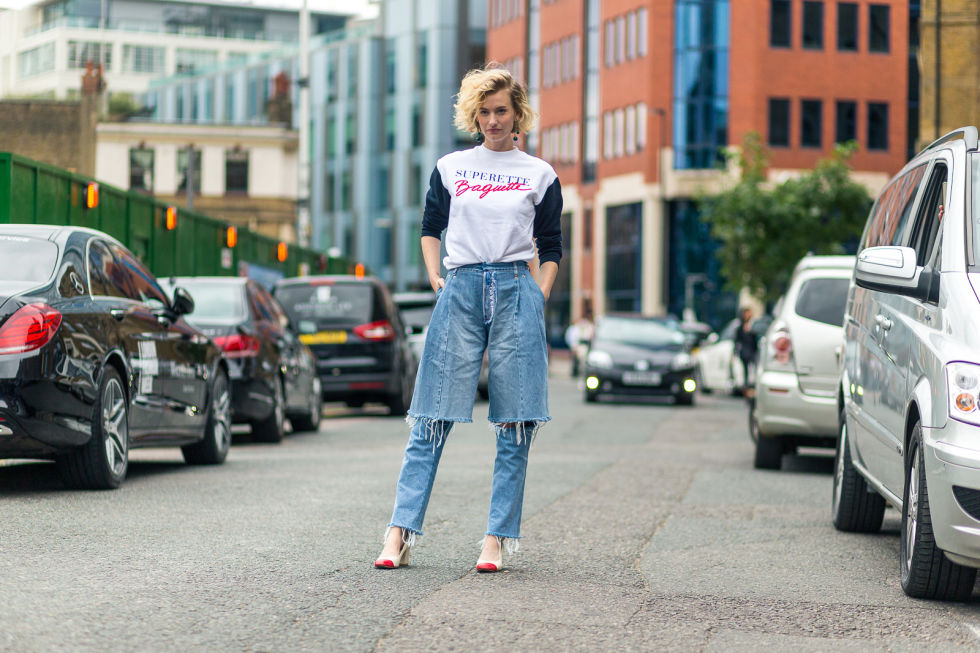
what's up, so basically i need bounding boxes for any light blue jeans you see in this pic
[388,261,549,544]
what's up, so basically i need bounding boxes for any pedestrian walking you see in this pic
[564,307,594,377]
[734,307,758,397]
[374,64,563,573]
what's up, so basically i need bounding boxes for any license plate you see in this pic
[622,371,662,386]
[300,330,347,345]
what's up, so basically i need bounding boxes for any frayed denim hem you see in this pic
[385,524,420,547]
[404,415,466,451]
[481,534,521,555]
[486,417,550,446]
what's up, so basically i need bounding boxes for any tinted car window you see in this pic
[88,241,126,298]
[0,235,58,283]
[108,244,170,309]
[277,283,374,329]
[163,280,246,325]
[595,317,685,348]
[794,278,850,326]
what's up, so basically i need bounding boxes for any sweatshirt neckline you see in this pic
[477,144,522,157]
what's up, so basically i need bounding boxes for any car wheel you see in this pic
[182,369,231,465]
[584,389,599,403]
[252,375,285,443]
[387,365,413,416]
[290,377,322,432]
[747,397,758,444]
[831,406,885,532]
[753,434,782,470]
[675,391,694,406]
[899,421,977,600]
[57,367,129,489]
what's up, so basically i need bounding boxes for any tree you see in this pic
[698,133,872,305]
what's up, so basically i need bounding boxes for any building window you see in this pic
[802,2,823,49]
[18,43,55,78]
[868,102,888,150]
[175,49,217,75]
[605,20,615,67]
[603,112,613,159]
[176,147,201,195]
[384,109,395,151]
[121,45,164,73]
[869,4,889,53]
[385,38,396,95]
[770,0,791,48]
[341,169,352,211]
[627,12,637,60]
[225,150,248,194]
[345,113,356,155]
[674,0,730,169]
[636,103,647,150]
[638,8,648,56]
[801,99,822,148]
[625,105,636,155]
[837,2,858,51]
[768,98,790,146]
[68,41,112,70]
[129,148,153,193]
[417,35,427,88]
[616,16,626,64]
[583,0,600,182]
[835,100,857,143]
[412,104,424,147]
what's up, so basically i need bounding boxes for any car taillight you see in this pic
[213,334,261,358]
[0,303,63,355]
[771,330,793,364]
[354,320,396,341]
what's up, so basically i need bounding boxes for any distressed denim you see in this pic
[388,261,549,544]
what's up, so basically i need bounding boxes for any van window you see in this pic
[909,164,947,266]
[276,282,375,328]
[795,277,850,326]
[861,164,928,249]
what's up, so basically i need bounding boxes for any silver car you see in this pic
[835,126,980,600]
[751,255,855,469]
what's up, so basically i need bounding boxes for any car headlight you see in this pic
[587,350,613,369]
[947,362,980,425]
[670,352,693,370]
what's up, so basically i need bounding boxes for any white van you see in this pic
[835,127,980,600]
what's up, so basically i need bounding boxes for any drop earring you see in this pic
[513,129,519,142]
[476,132,485,143]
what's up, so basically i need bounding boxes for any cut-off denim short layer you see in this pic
[388,261,550,544]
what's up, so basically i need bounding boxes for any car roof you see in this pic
[0,224,122,245]
[168,276,248,286]
[275,275,377,287]
[792,255,856,273]
[393,291,436,304]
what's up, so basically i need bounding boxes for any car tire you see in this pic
[754,434,782,470]
[675,391,694,406]
[899,421,977,600]
[252,375,285,443]
[387,365,414,416]
[290,377,322,432]
[57,367,129,490]
[747,397,759,444]
[584,389,599,403]
[182,369,231,465]
[831,407,885,532]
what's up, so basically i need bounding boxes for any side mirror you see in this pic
[171,287,195,317]
[855,246,939,303]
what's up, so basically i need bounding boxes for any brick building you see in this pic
[488,0,913,330]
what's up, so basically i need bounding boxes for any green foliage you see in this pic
[107,93,141,120]
[697,134,872,305]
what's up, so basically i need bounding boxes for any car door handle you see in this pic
[110,308,126,321]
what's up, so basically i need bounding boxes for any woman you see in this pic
[734,307,758,396]
[374,65,562,573]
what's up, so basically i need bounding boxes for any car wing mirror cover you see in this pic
[172,287,195,317]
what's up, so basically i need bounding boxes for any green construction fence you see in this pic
[0,152,353,281]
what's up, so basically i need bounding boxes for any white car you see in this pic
[392,291,436,365]
[694,319,744,394]
[750,255,855,470]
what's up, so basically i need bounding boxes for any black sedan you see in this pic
[583,314,697,405]
[0,225,231,489]
[163,277,321,442]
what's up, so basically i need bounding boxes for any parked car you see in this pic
[392,291,436,364]
[273,275,416,414]
[694,318,744,394]
[834,126,980,600]
[0,225,231,489]
[162,277,321,442]
[749,255,855,470]
[583,314,697,405]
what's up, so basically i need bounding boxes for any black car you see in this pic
[163,277,322,442]
[0,225,231,489]
[583,314,697,405]
[273,276,416,414]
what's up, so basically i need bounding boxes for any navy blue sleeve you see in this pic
[533,178,563,266]
[420,166,450,239]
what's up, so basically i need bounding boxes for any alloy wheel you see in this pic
[102,377,128,478]
[905,446,920,572]
[833,421,846,518]
[212,378,231,451]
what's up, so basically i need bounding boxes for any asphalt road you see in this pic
[1,358,979,652]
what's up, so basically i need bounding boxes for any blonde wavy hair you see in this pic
[453,64,537,136]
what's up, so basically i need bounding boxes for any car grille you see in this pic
[952,485,980,522]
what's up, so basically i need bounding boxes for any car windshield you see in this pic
[794,277,850,326]
[276,282,373,330]
[595,317,685,348]
[0,235,57,283]
[161,280,246,325]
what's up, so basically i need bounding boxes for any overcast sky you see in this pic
[0,0,378,15]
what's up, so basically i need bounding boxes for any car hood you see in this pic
[592,340,686,367]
